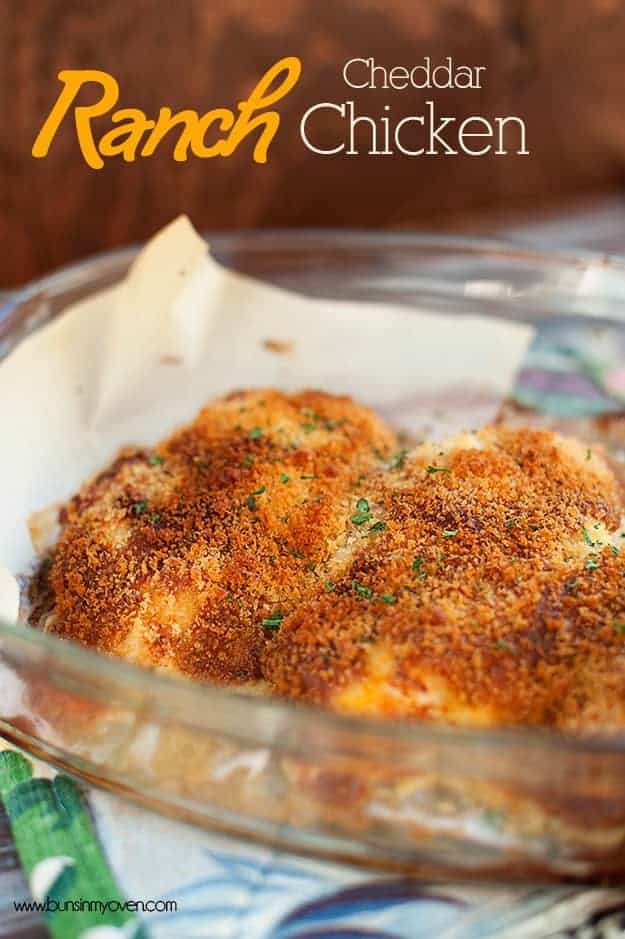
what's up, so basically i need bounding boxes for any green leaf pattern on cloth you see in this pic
[0,750,148,939]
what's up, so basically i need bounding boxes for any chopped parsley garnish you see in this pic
[352,580,373,599]
[131,500,147,515]
[243,454,255,467]
[351,497,373,526]
[582,527,595,547]
[390,449,408,470]
[495,640,511,651]
[300,409,345,433]
[322,416,347,432]
[586,448,592,461]
[426,465,450,475]
[261,611,283,631]
[368,521,387,534]
[565,577,580,594]
[149,513,160,524]
[149,454,165,466]
[585,557,600,570]
[246,495,259,511]
[325,580,335,591]
[613,622,625,633]
[249,427,263,440]
[412,556,426,579]
[280,473,290,483]
[442,529,458,538]
[306,561,316,571]
[379,594,396,605]
[251,486,266,495]
[612,544,620,556]
[301,474,318,480]
[505,518,517,528]
[529,524,541,531]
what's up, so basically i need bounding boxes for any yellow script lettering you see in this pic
[225,56,302,163]
[32,69,120,169]
[99,109,155,162]
[32,58,302,167]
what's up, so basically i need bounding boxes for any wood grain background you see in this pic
[2,0,625,285]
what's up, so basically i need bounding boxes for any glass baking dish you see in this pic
[3,231,625,883]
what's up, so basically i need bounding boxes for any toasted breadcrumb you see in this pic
[44,393,625,731]
[47,389,394,682]
[264,426,625,731]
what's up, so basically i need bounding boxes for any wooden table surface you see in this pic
[3,1,625,286]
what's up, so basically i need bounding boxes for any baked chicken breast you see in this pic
[43,393,625,731]
[264,427,625,731]
[47,389,395,682]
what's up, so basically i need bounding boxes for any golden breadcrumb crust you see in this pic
[47,389,395,681]
[264,427,625,730]
[45,390,625,731]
